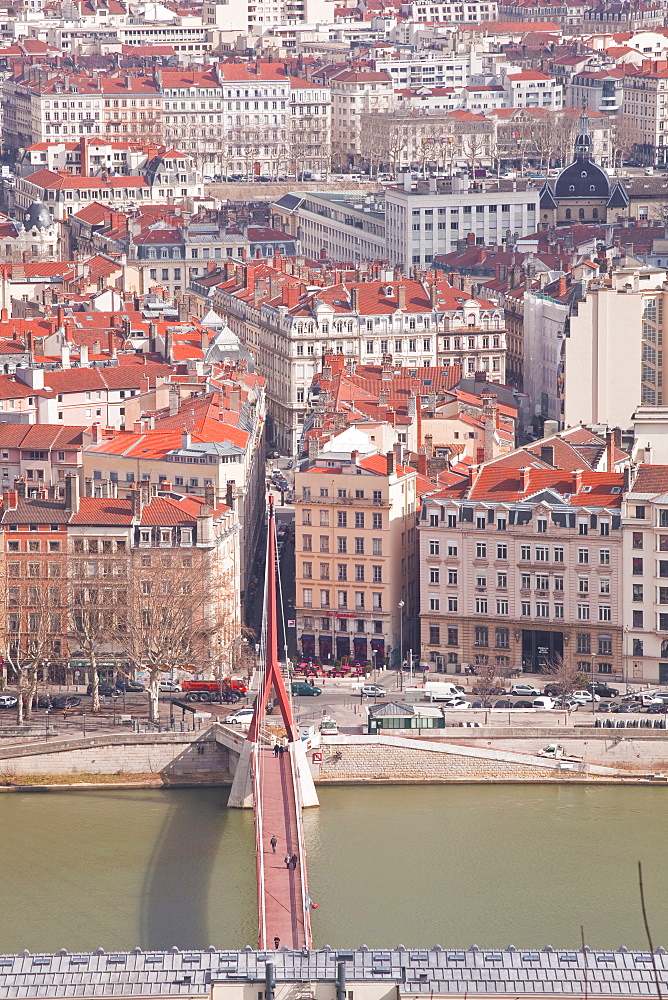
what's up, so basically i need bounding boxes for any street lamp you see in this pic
[398,600,404,691]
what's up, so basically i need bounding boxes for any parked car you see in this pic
[562,699,580,712]
[225,708,254,725]
[572,690,600,704]
[51,696,81,710]
[646,703,668,714]
[158,679,182,693]
[588,683,619,698]
[494,699,513,708]
[360,684,387,698]
[543,684,563,697]
[292,681,323,697]
[442,699,472,709]
[596,702,614,712]
[514,700,535,708]
[0,695,17,709]
[116,679,145,693]
[511,683,541,697]
[87,682,116,697]
[612,702,640,713]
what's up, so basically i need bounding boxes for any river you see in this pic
[1,785,666,954]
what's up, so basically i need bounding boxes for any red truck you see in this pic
[181,678,247,703]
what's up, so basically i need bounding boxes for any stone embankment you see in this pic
[0,730,233,787]
[0,725,666,789]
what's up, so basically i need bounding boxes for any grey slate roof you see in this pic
[0,947,666,997]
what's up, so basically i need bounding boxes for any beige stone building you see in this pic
[294,449,418,667]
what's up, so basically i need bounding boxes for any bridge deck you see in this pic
[256,745,309,951]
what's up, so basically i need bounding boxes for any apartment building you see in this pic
[419,458,624,679]
[385,175,540,267]
[272,191,386,263]
[622,464,668,686]
[83,380,266,602]
[0,475,240,685]
[564,263,668,430]
[371,50,484,90]
[321,69,394,163]
[294,449,418,666]
[289,78,332,179]
[622,64,668,167]
[398,0,499,21]
[214,264,507,453]
[3,72,163,154]
[502,70,563,110]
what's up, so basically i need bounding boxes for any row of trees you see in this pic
[353,109,641,178]
[3,559,244,727]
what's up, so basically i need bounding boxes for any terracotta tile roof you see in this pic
[70,498,134,525]
[631,464,668,494]
[0,424,86,449]
[2,499,71,524]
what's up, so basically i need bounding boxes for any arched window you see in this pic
[593,208,598,219]
[579,208,585,220]
[565,209,571,219]
[662,639,668,658]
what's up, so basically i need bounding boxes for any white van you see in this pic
[424,681,463,702]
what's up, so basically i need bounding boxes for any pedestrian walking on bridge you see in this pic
[270,836,278,853]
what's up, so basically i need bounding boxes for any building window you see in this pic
[599,605,611,622]
[554,546,564,562]
[429,626,440,645]
[448,597,458,612]
[429,540,440,555]
[475,598,487,614]
[600,549,610,566]
[497,543,507,559]
[598,635,612,654]
[496,599,508,615]
[448,627,458,645]
[633,584,644,601]
[577,604,590,620]
[577,633,591,654]
[474,626,488,647]
[521,545,531,560]
[578,548,589,564]
[633,532,643,549]
[475,542,487,558]
[429,597,440,611]
[521,601,531,616]
[633,639,644,656]
[495,628,509,648]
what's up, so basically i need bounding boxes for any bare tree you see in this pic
[609,115,641,170]
[471,661,504,706]
[68,584,109,714]
[543,654,588,702]
[119,561,236,723]
[2,579,59,725]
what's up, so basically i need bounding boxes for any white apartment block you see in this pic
[419,464,624,679]
[371,49,484,90]
[623,466,668,687]
[294,449,418,667]
[564,264,668,430]
[502,70,563,110]
[326,70,394,161]
[385,175,540,267]
[622,66,668,167]
[398,0,498,21]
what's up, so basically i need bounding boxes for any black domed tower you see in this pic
[539,111,628,226]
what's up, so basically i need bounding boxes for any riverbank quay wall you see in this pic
[0,725,666,784]
[0,946,665,1000]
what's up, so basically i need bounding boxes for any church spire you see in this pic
[574,109,593,160]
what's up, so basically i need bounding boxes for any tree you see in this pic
[609,115,641,170]
[472,659,516,706]
[2,579,60,725]
[543,654,588,703]
[119,560,236,723]
[68,585,109,714]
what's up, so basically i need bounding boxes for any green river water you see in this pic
[1,785,666,953]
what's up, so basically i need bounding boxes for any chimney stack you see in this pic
[520,467,531,492]
[64,473,80,514]
[397,284,407,310]
[386,451,396,476]
[225,480,235,508]
[606,429,615,471]
[574,468,584,493]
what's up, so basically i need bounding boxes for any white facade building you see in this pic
[385,175,540,267]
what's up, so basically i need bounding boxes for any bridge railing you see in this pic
[252,742,267,949]
[289,740,312,949]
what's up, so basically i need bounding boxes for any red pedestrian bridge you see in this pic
[228,496,318,950]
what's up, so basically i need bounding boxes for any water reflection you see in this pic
[0,785,665,954]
